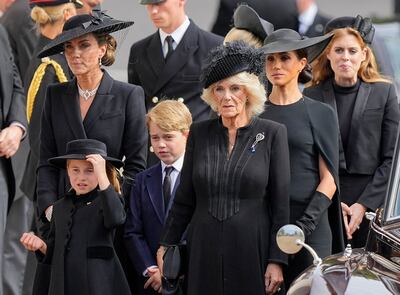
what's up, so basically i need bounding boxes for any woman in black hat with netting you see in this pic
[35,11,147,230]
[158,41,290,295]
[260,29,344,288]
[21,138,131,295]
[304,15,400,248]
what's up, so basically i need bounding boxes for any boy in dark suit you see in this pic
[124,100,192,294]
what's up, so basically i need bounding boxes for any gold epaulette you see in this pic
[26,57,68,123]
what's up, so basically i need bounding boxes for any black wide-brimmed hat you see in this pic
[29,0,83,8]
[324,15,375,44]
[48,139,124,169]
[261,28,333,63]
[201,40,264,88]
[233,4,274,41]
[139,0,165,4]
[38,11,134,58]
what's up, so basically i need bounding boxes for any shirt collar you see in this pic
[299,3,318,28]
[161,154,185,174]
[159,16,190,46]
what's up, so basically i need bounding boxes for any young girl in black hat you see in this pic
[20,138,131,295]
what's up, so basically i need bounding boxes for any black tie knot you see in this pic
[164,166,174,176]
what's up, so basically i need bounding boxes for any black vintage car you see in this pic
[277,126,400,294]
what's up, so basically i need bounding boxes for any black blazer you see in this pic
[36,71,147,218]
[304,79,400,210]
[0,24,27,205]
[211,0,299,37]
[128,20,222,122]
[304,12,331,37]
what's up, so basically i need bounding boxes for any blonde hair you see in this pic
[202,72,266,118]
[311,27,391,86]
[31,3,75,28]
[146,100,192,133]
[106,162,121,194]
[224,27,263,48]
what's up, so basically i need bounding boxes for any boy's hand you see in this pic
[144,267,162,293]
[20,232,47,254]
[86,154,110,190]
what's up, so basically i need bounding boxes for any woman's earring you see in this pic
[99,57,102,67]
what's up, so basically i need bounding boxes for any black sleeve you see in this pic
[100,186,126,229]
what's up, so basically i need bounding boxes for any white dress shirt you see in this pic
[298,3,318,35]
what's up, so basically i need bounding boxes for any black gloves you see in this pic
[296,191,332,236]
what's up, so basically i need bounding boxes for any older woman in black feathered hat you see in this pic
[304,16,400,249]
[157,40,290,295]
[35,11,147,232]
[259,29,344,288]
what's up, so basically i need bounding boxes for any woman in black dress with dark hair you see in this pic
[260,29,344,287]
[304,15,400,248]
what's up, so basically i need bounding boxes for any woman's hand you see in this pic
[341,202,352,239]
[20,232,47,255]
[144,267,162,293]
[86,154,110,190]
[265,263,283,294]
[348,203,367,236]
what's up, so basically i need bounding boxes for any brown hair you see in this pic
[224,27,263,48]
[146,100,192,133]
[310,27,391,86]
[106,162,121,194]
[93,33,117,66]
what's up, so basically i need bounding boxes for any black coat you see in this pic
[127,20,222,122]
[211,0,299,37]
[21,35,72,201]
[303,12,331,37]
[0,24,27,205]
[160,117,290,295]
[36,71,147,218]
[36,186,130,295]
[304,79,400,210]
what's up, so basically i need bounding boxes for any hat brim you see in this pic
[48,154,124,169]
[38,19,134,58]
[261,33,333,63]
[234,5,273,41]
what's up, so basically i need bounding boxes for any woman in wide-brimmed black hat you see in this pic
[304,16,400,249]
[259,28,344,289]
[21,138,131,295]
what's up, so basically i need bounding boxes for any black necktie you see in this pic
[163,166,174,210]
[165,35,174,61]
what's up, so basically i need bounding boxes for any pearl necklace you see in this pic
[78,83,99,101]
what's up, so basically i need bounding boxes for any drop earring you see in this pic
[99,57,102,67]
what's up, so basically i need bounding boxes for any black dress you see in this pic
[160,117,290,295]
[261,97,343,286]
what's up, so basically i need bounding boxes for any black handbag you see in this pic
[162,244,187,295]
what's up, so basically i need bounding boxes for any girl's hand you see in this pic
[86,154,110,190]
[20,232,47,255]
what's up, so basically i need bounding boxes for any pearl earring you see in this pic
[99,57,102,67]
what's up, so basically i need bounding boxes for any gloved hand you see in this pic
[296,191,332,236]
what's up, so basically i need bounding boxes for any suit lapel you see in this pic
[347,81,371,149]
[61,79,87,139]
[147,33,165,79]
[151,21,199,96]
[145,164,164,224]
[83,71,114,133]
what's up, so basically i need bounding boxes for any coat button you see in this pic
[152,96,159,104]
[177,97,184,103]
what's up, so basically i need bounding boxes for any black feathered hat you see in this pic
[261,28,333,63]
[201,40,264,88]
[48,139,124,169]
[324,15,375,44]
[29,0,83,8]
[38,11,134,58]
[233,4,274,41]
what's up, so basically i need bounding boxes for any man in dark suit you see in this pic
[296,0,331,37]
[0,23,27,295]
[124,100,191,295]
[128,0,222,123]
[211,0,299,37]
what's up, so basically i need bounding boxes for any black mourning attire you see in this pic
[261,97,344,286]
[160,117,290,295]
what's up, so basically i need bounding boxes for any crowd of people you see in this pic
[0,0,397,294]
